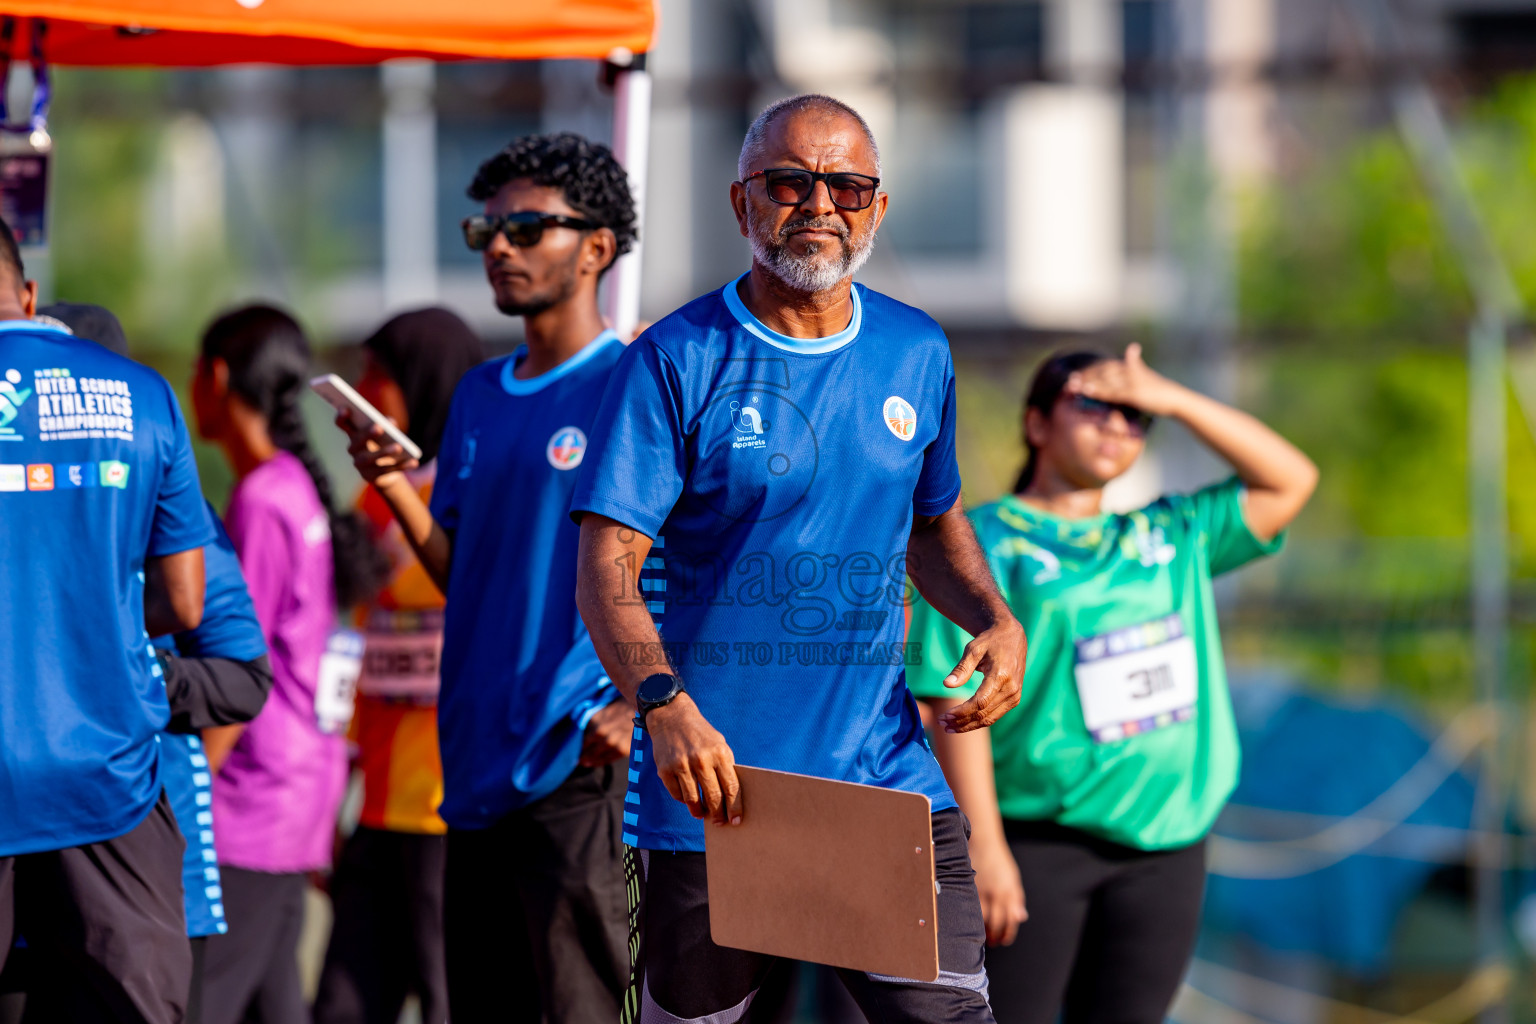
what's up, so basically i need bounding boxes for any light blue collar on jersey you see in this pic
[501,329,620,396]
[722,272,862,355]
[0,317,70,337]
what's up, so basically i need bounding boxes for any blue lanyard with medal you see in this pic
[0,17,51,247]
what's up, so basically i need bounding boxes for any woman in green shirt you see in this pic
[909,345,1316,1024]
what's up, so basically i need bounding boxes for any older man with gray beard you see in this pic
[570,94,1025,1023]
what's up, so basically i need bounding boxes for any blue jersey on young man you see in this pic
[431,331,623,829]
[571,276,964,852]
[157,505,267,937]
[0,320,213,856]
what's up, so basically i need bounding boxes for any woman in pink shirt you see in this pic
[189,305,384,1024]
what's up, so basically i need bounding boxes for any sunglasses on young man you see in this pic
[1070,394,1155,435]
[461,211,598,252]
[739,168,881,212]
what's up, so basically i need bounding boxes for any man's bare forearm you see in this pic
[576,513,739,824]
[575,514,668,702]
[145,548,206,636]
[909,496,1026,731]
[908,498,1011,637]
[372,475,453,595]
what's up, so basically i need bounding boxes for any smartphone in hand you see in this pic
[309,373,423,462]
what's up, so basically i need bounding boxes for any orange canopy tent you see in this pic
[0,0,654,65]
[0,0,655,331]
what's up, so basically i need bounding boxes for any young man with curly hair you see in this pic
[334,132,639,1023]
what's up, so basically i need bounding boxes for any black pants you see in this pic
[199,867,309,1024]
[987,819,1207,1024]
[626,808,994,1024]
[313,828,448,1024]
[444,764,629,1024]
[0,792,190,1024]
[187,936,207,1024]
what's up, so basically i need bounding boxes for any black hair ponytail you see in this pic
[201,304,388,609]
[1013,349,1112,493]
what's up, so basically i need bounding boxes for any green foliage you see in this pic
[1252,350,1471,539]
[1226,77,1536,698]
[1238,136,1470,337]
[41,69,383,506]
[952,356,1035,505]
[1463,76,1536,316]
[1235,73,1536,559]
[48,71,165,341]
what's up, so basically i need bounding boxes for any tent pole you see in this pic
[1342,5,1520,1020]
[604,51,650,339]
[382,58,439,312]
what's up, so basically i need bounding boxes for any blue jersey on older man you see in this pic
[570,276,963,852]
[430,331,622,829]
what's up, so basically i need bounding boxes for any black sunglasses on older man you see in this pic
[739,168,881,211]
[462,211,598,252]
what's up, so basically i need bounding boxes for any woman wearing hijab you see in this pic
[313,309,483,1024]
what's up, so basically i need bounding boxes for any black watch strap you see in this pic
[634,672,685,730]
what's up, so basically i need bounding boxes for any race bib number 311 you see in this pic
[1073,614,1198,743]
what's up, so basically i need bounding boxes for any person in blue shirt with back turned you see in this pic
[335,132,638,1024]
[0,220,215,1024]
[41,301,275,1024]
[571,95,1028,1024]
[0,509,266,1024]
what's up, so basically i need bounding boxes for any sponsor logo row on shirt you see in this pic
[0,461,129,492]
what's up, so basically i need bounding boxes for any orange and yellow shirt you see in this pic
[351,465,446,835]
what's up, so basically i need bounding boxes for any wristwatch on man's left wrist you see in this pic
[634,672,686,730]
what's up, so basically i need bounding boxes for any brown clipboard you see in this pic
[703,765,940,982]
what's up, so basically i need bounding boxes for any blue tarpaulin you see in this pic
[1202,682,1477,973]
